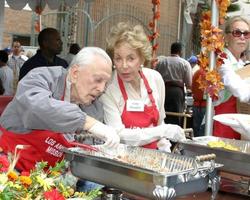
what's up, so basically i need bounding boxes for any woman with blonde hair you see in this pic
[100,22,185,151]
[214,16,250,139]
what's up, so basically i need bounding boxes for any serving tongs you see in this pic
[184,128,194,140]
[70,141,115,158]
[171,128,194,154]
[70,141,99,152]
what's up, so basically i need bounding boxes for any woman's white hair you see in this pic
[70,47,112,68]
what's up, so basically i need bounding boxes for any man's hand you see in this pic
[88,121,120,148]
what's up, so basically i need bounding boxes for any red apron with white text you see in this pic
[0,126,73,172]
[0,80,74,172]
[118,71,159,149]
[213,96,240,139]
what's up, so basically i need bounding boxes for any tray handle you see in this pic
[195,153,216,162]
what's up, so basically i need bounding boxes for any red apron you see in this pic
[0,127,73,172]
[0,80,74,172]
[213,96,240,139]
[118,71,159,149]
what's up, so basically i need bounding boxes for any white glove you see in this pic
[160,124,186,142]
[117,124,185,146]
[220,65,250,102]
[232,118,250,140]
[157,138,172,153]
[88,121,120,148]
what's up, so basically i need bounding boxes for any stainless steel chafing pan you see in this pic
[63,144,222,200]
[178,136,250,176]
[177,136,250,196]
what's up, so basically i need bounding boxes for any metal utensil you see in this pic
[63,143,223,200]
[70,141,99,152]
[70,142,115,158]
[184,128,194,140]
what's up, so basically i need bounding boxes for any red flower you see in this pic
[0,154,10,172]
[44,189,65,200]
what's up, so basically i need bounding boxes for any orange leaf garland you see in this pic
[149,0,161,68]
[197,0,230,99]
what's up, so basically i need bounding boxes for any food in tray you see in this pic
[70,146,196,174]
[115,152,195,173]
[207,141,239,151]
[116,154,170,173]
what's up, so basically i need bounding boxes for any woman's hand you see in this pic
[160,124,186,142]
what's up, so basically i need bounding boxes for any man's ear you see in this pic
[69,64,80,84]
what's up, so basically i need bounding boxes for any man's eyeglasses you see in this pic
[227,29,250,39]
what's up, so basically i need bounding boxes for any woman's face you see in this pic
[225,21,250,57]
[113,42,144,84]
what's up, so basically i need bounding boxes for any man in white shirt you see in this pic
[7,41,27,92]
[156,42,192,126]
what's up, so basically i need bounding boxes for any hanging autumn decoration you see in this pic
[197,0,230,100]
[148,0,160,68]
[33,1,46,33]
[35,5,44,15]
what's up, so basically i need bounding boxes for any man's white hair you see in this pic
[70,47,112,68]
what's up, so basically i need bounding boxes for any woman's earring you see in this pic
[140,64,144,68]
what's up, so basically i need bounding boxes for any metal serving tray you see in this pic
[178,136,250,176]
[63,144,222,200]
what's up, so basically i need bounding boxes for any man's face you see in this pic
[47,32,63,55]
[70,56,112,105]
[12,42,21,56]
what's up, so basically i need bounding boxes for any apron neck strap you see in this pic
[118,74,128,100]
[139,70,156,105]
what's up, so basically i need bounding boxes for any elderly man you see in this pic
[0,47,120,172]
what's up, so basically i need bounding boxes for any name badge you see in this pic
[126,99,144,112]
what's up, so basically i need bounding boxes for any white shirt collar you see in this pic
[224,48,244,69]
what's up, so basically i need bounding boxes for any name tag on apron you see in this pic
[126,99,144,112]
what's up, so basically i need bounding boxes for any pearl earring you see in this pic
[140,64,144,68]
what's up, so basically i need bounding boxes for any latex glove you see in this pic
[88,121,120,148]
[157,138,172,153]
[232,118,250,140]
[160,124,186,142]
